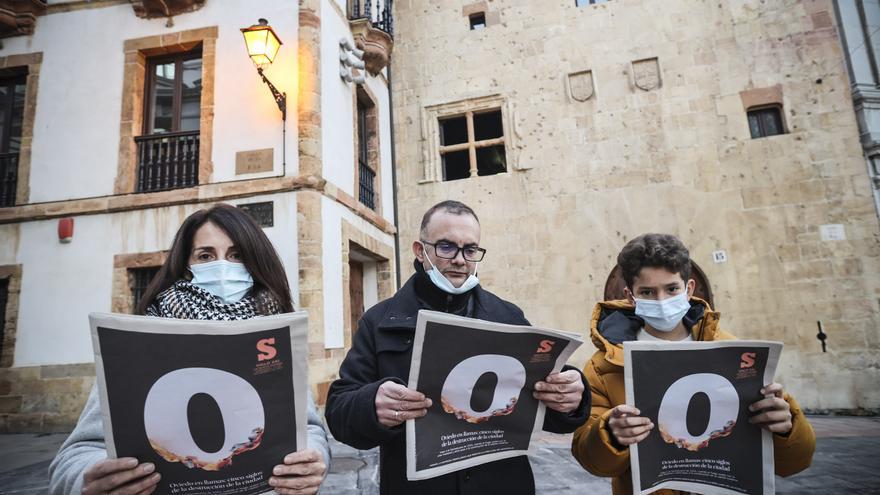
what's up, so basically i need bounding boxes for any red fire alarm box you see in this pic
[58,217,74,243]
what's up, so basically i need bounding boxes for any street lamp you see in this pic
[241,18,286,121]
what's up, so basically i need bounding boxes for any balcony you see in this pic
[358,161,376,210]
[135,131,199,193]
[0,0,47,38]
[130,0,205,19]
[348,0,394,76]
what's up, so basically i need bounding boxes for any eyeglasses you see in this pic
[421,240,486,262]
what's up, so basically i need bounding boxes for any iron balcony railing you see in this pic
[135,130,199,192]
[358,161,376,210]
[0,152,18,207]
[350,0,393,37]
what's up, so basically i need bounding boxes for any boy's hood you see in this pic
[589,297,718,366]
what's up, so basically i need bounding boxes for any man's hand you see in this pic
[607,405,654,446]
[533,370,584,413]
[748,382,792,435]
[375,381,433,427]
[82,457,160,495]
[268,449,326,495]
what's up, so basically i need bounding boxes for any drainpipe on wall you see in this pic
[388,61,402,290]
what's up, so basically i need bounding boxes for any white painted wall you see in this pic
[12,193,299,367]
[321,0,358,198]
[321,0,395,225]
[0,0,299,203]
[321,195,395,349]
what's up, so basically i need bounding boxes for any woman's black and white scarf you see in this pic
[146,280,281,320]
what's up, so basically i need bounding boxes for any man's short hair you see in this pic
[618,233,691,288]
[419,200,480,239]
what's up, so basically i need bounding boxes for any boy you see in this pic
[570,233,815,495]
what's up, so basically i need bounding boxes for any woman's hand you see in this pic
[269,449,327,495]
[82,457,160,495]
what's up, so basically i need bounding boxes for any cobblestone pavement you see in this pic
[1,416,878,494]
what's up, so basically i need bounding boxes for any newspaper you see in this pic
[406,310,583,481]
[89,312,309,495]
[624,340,783,495]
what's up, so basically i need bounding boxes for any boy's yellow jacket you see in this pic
[571,298,816,495]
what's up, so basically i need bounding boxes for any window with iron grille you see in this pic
[747,106,785,139]
[137,49,202,193]
[0,278,8,357]
[129,267,160,313]
[0,72,26,207]
[439,109,506,181]
[356,93,378,210]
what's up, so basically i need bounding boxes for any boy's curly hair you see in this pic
[618,233,691,288]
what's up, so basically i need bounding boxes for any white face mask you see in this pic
[419,241,480,295]
[189,260,254,304]
[633,292,691,331]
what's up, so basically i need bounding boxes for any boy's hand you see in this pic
[748,382,792,434]
[607,405,654,446]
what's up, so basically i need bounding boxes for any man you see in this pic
[325,200,590,494]
[570,233,816,495]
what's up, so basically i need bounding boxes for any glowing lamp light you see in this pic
[241,18,282,67]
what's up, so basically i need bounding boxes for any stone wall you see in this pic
[0,364,94,433]
[391,0,880,410]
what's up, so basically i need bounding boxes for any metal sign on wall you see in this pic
[238,201,274,228]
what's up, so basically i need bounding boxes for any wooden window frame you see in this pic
[115,27,217,195]
[352,85,381,214]
[438,109,506,180]
[142,48,203,136]
[0,52,40,207]
[747,104,786,139]
[0,71,26,153]
[420,94,522,183]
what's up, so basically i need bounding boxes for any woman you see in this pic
[49,204,330,495]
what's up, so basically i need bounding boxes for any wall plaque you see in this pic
[238,201,274,228]
[235,148,274,175]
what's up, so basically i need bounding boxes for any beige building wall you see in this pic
[391,0,880,411]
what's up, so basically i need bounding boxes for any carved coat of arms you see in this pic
[632,58,661,91]
[568,70,595,102]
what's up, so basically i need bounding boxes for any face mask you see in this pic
[420,242,480,295]
[633,292,691,332]
[189,260,254,304]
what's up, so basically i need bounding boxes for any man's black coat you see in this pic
[325,263,590,494]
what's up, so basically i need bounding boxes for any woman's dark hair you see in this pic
[136,204,294,315]
[618,233,691,288]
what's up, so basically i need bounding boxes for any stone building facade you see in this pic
[834,0,880,214]
[390,0,880,411]
[0,0,398,432]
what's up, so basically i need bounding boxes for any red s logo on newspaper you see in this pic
[257,337,277,361]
